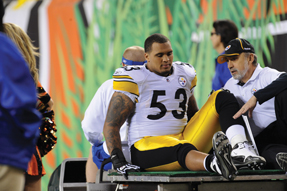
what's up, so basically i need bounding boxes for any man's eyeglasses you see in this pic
[210,32,218,36]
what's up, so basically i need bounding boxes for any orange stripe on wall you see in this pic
[76,133,82,142]
[61,111,71,128]
[45,151,56,168]
[273,1,287,14]
[79,85,84,103]
[76,58,84,81]
[244,0,287,20]
[198,0,218,23]
[63,152,70,159]
[244,0,265,20]
[199,0,286,23]
[165,6,173,25]
[48,0,83,107]
[62,132,73,148]
[72,99,79,117]
[77,150,83,158]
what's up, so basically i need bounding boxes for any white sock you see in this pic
[226,125,248,148]
[226,124,245,140]
[203,156,208,171]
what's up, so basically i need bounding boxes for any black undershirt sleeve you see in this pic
[254,73,287,104]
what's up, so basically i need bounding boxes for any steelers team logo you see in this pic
[178,76,187,87]
[225,45,231,51]
[251,88,257,94]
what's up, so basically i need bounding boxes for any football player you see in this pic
[103,33,247,180]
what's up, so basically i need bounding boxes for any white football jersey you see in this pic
[113,62,197,147]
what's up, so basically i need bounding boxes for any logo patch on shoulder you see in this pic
[179,77,187,87]
[225,45,231,51]
[251,88,257,94]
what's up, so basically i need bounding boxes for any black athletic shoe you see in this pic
[276,152,287,172]
[212,131,238,180]
[231,142,266,170]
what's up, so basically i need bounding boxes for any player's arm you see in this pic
[233,73,287,119]
[254,73,287,104]
[186,94,199,121]
[103,91,134,154]
[185,63,198,121]
[103,92,140,179]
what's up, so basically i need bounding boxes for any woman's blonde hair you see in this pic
[3,23,39,83]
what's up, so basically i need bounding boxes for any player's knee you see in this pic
[215,90,238,113]
[177,143,197,170]
[217,89,235,102]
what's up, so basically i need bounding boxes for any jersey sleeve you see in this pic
[182,63,197,92]
[191,74,197,93]
[173,62,197,93]
[112,67,140,103]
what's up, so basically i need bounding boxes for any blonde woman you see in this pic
[3,23,56,191]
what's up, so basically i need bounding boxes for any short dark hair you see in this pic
[213,20,238,47]
[144,33,170,53]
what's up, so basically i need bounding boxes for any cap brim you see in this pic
[217,53,240,64]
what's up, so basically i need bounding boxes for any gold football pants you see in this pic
[133,90,222,171]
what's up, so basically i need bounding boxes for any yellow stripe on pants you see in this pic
[183,90,222,153]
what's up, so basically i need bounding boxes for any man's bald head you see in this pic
[122,46,146,63]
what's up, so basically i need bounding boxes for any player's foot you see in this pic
[231,142,266,170]
[276,152,287,172]
[212,131,237,180]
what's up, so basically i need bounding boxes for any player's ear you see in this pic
[145,53,150,62]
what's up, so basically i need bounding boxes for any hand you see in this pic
[115,163,141,180]
[233,96,257,119]
[111,148,140,180]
